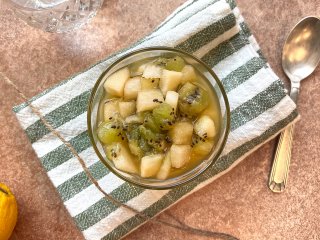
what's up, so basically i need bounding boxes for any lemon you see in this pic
[0,183,18,240]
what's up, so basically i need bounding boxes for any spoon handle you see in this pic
[268,86,299,192]
[268,124,295,192]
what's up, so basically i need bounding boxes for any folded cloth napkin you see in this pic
[14,0,299,239]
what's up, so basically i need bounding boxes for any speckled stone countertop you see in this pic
[1,0,319,239]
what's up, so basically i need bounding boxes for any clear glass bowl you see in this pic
[6,0,103,32]
[87,47,230,189]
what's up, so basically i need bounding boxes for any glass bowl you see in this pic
[6,0,103,33]
[87,47,230,189]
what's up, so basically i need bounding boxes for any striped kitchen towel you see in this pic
[13,0,299,239]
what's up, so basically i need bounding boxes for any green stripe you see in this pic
[226,0,236,9]
[104,110,298,239]
[201,31,249,67]
[40,131,91,171]
[257,49,267,63]
[168,179,200,200]
[13,101,31,113]
[230,81,286,131]
[238,22,268,63]
[238,21,268,62]
[74,183,144,231]
[176,13,236,53]
[222,57,266,92]
[57,161,109,202]
[240,22,251,38]
[26,91,90,144]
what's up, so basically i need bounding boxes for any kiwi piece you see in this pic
[97,121,125,145]
[165,56,185,72]
[126,124,151,153]
[139,126,167,152]
[128,140,143,158]
[178,82,209,116]
[153,57,169,67]
[139,137,152,153]
[125,123,144,157]
[152,103,175,130]
[143,112,161,133]
[125,123,140,140]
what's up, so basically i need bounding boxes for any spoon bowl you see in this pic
[282,16,320,82]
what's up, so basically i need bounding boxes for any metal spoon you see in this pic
[269,16,320,193]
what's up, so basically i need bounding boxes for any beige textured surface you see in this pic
[0,0,319,239]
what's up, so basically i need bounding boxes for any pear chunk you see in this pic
[140,154,164,178]
[103,67,130,97]
[103,99,119,121]
[105,142,138,174]
[165,91,179,114]
[170,145,191,168]
[136,89,164,112]
[169,121,193,145]
[194,115,216,138]
[156,153,172,180]
[159,69,182,95]
[181,65,197,83]
[124,77,141,100]
[119,101,136,118]
[142,63,163,79]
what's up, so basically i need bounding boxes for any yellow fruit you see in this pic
[0,183,18,240]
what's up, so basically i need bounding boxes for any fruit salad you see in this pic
[97,55,221,180]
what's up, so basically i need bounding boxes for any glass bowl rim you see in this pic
[87,46,231,189]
